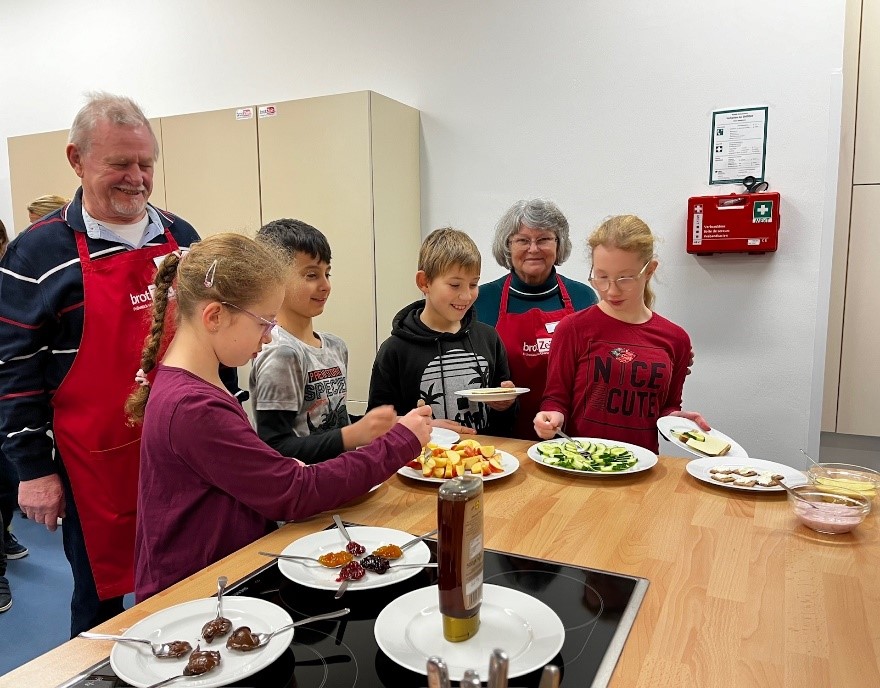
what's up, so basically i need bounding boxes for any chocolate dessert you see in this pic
[226,625,261,651]
[183,647,221,675]
[164,640,193,658]
[201,616,232,643]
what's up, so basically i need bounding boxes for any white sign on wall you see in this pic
[709,106,768,185]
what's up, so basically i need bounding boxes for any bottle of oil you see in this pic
[437,474,483,642]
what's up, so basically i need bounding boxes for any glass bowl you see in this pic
[787,485,871,534]
[807,462,880,502]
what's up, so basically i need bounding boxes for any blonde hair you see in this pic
[126,233,286,424]
[27,194,69,220]
[418,227,481,281]
[588,215,657,309]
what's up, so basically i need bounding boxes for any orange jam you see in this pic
[372,544,403,560]
[317,551,354,568]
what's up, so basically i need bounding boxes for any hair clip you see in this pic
[204,259,218,288]
[134,368,150,388]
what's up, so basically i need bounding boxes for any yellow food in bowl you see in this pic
[814,476,877,497]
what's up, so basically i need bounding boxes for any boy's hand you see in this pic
[486,380,517,411]
[431,418,477,435]
[398,405,433,447]
[344,405,398,449]
[533,411,565,440]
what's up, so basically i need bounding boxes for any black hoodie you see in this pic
[368,300,516,436]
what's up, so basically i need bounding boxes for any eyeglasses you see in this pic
[221,301,277,336]
[588,261,651,292]
[509,236,557,250]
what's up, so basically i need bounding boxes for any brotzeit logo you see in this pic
[522,338,552,356]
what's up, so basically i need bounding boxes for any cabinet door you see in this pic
[7,119,166,233]
[258,92,376,406]
[160,109,260,236]
[854,0,880,183]
[837,185,880,435]
[8,129,81,232]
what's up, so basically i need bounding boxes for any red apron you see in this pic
[495,274,575,439]
[52,228,179,599]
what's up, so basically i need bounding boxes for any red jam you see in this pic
[346,541,366,556]
[336,561,366,582]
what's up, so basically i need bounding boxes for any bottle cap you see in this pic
[442,612,481,642]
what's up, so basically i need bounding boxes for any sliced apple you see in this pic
[444,463,454,479]
[479,445,495,458]
[445,450,462,465]
[433,466,445,478]
[488,457,504,473]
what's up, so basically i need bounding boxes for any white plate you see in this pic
[686,457,809,493]
[430,427,460,445]
[397,450,520,483]
[111,597,292,688]
[526,438,658,476]
[454,387,530,403]
[375,584,565,681]
[277,526,432,592]
[657,416,748,459]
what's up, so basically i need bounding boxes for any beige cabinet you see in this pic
[7,119,167,233]
[258,91,422,413]
[824,0,880,434]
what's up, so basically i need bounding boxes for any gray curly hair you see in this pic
[491,199,572,270]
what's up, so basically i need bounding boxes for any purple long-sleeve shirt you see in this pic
[135,365,421,601]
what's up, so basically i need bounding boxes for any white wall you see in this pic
[0,0,846,467]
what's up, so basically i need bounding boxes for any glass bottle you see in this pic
[437,474,483,641]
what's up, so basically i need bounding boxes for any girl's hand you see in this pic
[486,380,517,411]
[533,411,565,439]
[345,405,397,448]
[398,405,433,446]
[668,410,711,431]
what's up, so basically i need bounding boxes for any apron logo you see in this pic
[522,338,552,355]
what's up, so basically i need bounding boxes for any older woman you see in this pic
[474,199,598,438]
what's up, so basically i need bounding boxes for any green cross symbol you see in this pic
[753,201,773,223]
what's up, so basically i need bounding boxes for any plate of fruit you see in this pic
[398,439,519,483]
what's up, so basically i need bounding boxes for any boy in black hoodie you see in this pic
[368,228,518,436]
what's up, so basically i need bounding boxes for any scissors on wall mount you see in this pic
[742,175,769,193]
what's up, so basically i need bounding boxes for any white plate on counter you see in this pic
[397,450,519,483]
[277,526,432,592]
[686,457,809,493]
[657,416,748,459]
[526,438,658,476]
[454,387,530,403]
[111,597,292,688]
[374,584,565,681]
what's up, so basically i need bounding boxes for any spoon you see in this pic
[400,528,438,550]
[144,647,221,688]
[538,664,561,688]
[554,429,591,456]
[78,632,191,659]
[426,656,451,688]
[227,608,350,651]
[332,514,364,554]
[772,477,820,509]
[488,648,509,688]
[201,576,231,642]
[800,449,821,467]
[258,551,349,568]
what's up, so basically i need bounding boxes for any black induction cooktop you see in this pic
[60,533,647,688]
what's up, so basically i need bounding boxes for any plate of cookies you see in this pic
[686,457,809,492]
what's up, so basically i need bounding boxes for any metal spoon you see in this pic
[800,448,821,467]
[78,632,191,659]
[228,608,350,651]
[554,429,590,456]
[426,655,451,688]
[258,551,349,568]
[201,576,231,642]
[488,648,509,688]
[772,477,820,509]
[332,514,357,547]
[143,648,220,688]
[400,528,438,550]
[460,669,482,688]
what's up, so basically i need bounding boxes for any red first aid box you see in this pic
[687,192,780,254]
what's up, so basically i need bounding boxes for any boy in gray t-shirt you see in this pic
[251,219,397,463]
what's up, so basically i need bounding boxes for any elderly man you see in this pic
[0,93,241,635]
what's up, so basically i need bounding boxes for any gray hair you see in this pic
[491,198,572,269]
[68,91,158,158]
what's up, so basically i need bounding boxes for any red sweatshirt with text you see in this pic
[540,305,691,452]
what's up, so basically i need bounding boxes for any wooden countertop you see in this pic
[4,436,878,687]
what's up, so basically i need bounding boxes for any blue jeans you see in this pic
[58,467,125,637]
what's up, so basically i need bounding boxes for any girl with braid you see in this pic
[127,233,431,601]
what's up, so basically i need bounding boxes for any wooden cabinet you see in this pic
[854,0,880,183]
[258,91,421,413]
